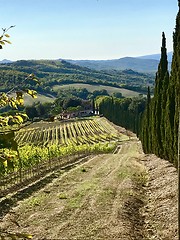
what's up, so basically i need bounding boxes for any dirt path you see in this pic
[0,138,178,239]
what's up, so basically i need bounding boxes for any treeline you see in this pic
[98,95,146,136]
[98,1,180,167]
[141,1,180,166]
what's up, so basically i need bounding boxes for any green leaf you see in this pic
[5,33,10,38]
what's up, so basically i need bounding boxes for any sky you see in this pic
[0,0,179,61]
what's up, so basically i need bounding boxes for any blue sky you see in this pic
[0,0,178,60]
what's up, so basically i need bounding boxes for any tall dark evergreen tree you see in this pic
[141,0,180,166]
[141,87,151,153]
[99,0,180,167]
[169,0,180,165]
[151,32,169,157]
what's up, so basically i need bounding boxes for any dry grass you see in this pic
[0,137,178,240]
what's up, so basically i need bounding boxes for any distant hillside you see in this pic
[0,59,154,95]
[0,59,13,64]
[66,53,172,73]
[137,51,173,62]
[66,57,159,73]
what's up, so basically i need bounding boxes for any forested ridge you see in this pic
[0,59,153,95]
[99,0,180,167]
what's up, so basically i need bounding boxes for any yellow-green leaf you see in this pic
[0,99,7,106]
[13,115,24,124]
[0,155,6,162]
[3,39,12,44]
[16,98,24,106]
[1,92,9,101]
[3,160,7,168]
[32,78,39,83]
[15,91,24,105]
[26,89,37,98]
[5,33,10,37]
[16,233,33,239]
[9,100,18,109]
[0,41,5,45]
[18,113,28,120]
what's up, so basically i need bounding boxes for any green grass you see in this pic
[117,161,148,187]
[67,180,98,209]
[24,194,46,208]
[24,93,55,106]
[53,83,141,98]
[58,193,68,199]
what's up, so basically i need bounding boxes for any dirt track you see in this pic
[0,138,178,239]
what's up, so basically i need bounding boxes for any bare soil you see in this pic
[0,136,178,239]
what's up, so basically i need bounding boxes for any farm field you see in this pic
[0,117,129,195]
[53,83,141,98]
[13,117,127,171]
[23,93,55,106]
[15,117,125,147]
[0,137,178,239]
[12,82,142,107]
[0,117,178,240]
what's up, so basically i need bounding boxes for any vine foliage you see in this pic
[0,27,34,239]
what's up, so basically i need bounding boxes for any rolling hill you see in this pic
[66,57,159,73]
[0,59,154,98]
[137,51,173,62]
[65,52,172,73]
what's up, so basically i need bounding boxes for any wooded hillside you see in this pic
[0,59,154,96]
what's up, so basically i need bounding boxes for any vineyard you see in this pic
[15,117,123,147]
[0,117,129,195]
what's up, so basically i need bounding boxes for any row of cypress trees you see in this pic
[98,0,179,167]
[141,0,180,166]
[98,95,146,137]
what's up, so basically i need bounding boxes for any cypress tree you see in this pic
[92,99,95,114]
[161,71,170,157]
[168,0,180,165]
[151,32,169,157]
[141,0,180,166]
[141,87,151,153]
